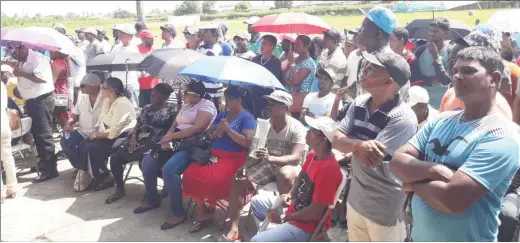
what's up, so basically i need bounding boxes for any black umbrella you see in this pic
[405,19,472,41]
[136,48,207,82]
[87,52,146,72]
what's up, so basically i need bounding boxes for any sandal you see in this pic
[188,219,213,233]
[6,189,16,199]
[105,189,126,204]
[93,180,115,191]
[72,169,79,178]
[217,235,244,242]
[160,218,186,230]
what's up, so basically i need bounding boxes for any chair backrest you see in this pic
[330,169,347,209]
[11,117,32,139]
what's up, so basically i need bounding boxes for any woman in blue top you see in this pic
[182,85,256,233]
[283,35,317,93]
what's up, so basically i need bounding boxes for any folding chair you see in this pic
[308,168,347,242]
[10,117,39,175]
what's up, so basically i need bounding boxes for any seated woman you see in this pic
[105,83,177,204]
[76,77,137,191]
[182,85,256,233]
[133,79,217,231]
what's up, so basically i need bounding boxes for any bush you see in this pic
[113,9,136,19]
[201,3,392,21]
[174,1,201,16]
[235,1,252,12]
[202,1,217,14]
[274,0,293,9]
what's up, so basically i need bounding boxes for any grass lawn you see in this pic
[4,9,502,47]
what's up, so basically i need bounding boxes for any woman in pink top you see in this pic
[134,79,217,231]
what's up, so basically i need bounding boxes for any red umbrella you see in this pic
[251,12,330,35]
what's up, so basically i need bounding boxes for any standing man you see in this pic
[160,24,184,49]
[332,51,417,241]
[83,28,104,63]
[133,22,148,46]
[182,26,200,50]
[502,32,519,59]
[410,18,453,109]
[320,28,347,90]
[198,25,223,56]
[244,16,262,55]
[111,24,140,107]
[5,42,58,183]
[75,28,89,51]
[390,46,520,242]
[390,28,416,65]
[355,6,410,103]
[96,29,112,54]
[233,32,256,61]
[137,29,158,108]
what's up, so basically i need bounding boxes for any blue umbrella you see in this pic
[179,56,286,91]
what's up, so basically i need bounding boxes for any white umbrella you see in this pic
[1,27,82,58]
[484,9,520,33]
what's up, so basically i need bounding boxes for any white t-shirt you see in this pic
[319,47,347,86]
[85,39,104,63]
[345,49,362,88]
[78,40,89,52]
[17,49,55,99]
[131,37,142,47]
[302,92,341,116]
[101,39,112,54]
[418,105,439,129]
[176,99,217,130]
[198,43,223,56]
[162,40,184,49]
[1,82,9,132]
[73,92,105,134]
[110,44,140,90]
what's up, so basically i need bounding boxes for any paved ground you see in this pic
[1,140,348,242]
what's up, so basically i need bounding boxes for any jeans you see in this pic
[251,194,284,228]
[251,223,310,242]
[498,193,520,242]
[26,92,57,172]
[141,149,191,217]
[60,130,86,169]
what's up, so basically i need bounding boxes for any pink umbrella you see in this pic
[251,12,330,35]
[1,27,82,58]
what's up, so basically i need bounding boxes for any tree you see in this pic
[274,0,293,9]
[202,1,216,14]
[234,1,252,12]
[174,1,201,16]
[113,8,136,19]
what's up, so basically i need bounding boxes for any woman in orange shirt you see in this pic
[439,87,512,119]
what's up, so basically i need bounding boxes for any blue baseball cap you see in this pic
[364,6,397,35]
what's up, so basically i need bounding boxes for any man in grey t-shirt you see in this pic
[332,50,417,241]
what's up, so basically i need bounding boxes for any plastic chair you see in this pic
[11,117,39,174]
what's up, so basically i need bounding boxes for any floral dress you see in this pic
[284,57,317,93]
[51,58,72,127]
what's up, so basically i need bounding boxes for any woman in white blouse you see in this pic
[77,77,136,191]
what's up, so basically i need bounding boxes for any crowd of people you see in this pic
[1,5,520,242]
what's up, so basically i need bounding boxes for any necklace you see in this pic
[260,54,271,66]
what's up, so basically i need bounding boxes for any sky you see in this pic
[0,1,277,17]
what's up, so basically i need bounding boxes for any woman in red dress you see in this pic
[50,51,72,127]
[182,86,256,233]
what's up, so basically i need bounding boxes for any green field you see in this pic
[4,9,501,47]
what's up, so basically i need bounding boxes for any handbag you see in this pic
[54,93,70,113]
[150,133,212,165]
[73,169,92,192]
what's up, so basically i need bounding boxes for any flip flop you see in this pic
[188,219,213,233]
[217,235,244,242]
[105,191,126,204]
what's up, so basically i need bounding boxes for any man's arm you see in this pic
[13,68,46,83]
[284,202,327,222]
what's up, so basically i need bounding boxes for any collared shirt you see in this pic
[73,92,105,134]
[110,43,140,91]
[101,39,112,54]
[97,96,137,139]
[17,49,54,100]
[78,40,89,51]
[319,47,347,87]
[85,39,104,63]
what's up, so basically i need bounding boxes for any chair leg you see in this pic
[123,163,133,183]
[185,198,194,218]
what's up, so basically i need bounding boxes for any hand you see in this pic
[215,128,224,139]
[286,51,295,64]
[161,140,171,150]
[427,42,439,60]
[220,119,231,133]
[431,164,455,183]
[88,132,98,140]
[266,209,282,224]
[161,132,174,144]
[254,148,270,162]
[402,183,413,193]
[280,194,291,207]
[5,59,19,68]
[335,88,348,102]
[12,67,23,77]
[128,136,139,153]
[353,140,386,168]
[62,124,73,133]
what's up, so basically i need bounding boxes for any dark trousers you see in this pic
[139,89,152,108]
[498,193,520,242]
[81,138,116,180]
[26,92,57,173]
[110,143,151,188]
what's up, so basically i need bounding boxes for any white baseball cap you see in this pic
[407,86,429,107]
[304,116,337,143]
[113,24,136,35]
[244,16,260,25]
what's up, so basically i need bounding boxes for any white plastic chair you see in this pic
[11,117,39,174]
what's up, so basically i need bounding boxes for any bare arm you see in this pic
[51,64,64,84]
[267,143,306,166]
[226,129,254,148]
[330,98,342,121]
[286,66,311,87]
[168,111,214,141]
[332,130,363,154]
[411,171,488,214]
[284,202,328,222]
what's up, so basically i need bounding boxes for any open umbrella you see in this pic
[251,12,330,35]
[392,1,478,17]
[484,9,520,33]
[405,19,472,40]
[179,56,285,91]
[136,48,207,82]
[87,52,146,72]
[1,27,82,57]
